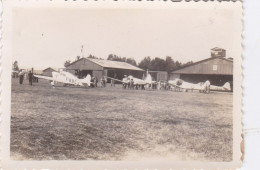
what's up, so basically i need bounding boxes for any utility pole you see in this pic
[81,45,84,58]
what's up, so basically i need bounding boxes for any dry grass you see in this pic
[11,79,233,161]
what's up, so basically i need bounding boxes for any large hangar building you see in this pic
[169,55,233,89]
[65,58,144,81]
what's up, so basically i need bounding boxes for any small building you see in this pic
[149,71,168,82]
[65,58,144,81]
[33,70,43,75]
[169,57,233,89]
[42,67,57,77]
[211,47,226,58]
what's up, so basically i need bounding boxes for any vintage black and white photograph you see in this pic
[1,1,243,169]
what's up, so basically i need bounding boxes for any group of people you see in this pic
[156,81,172,90]
[17,70,35,85]
[92,75,116,88]
[122,75,141,89]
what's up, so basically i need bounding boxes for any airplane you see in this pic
[106,73,157,89]
[210,82,231,91]
[34,71,92,87]
[168,78,211,93]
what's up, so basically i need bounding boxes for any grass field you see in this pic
[11,78,233,161]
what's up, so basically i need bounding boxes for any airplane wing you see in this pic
[168,81,194,90]
[105,76,127,83]
[170,83,186,90]
[35,74,78,85]
[150,81,157,84]
[34,75,54,81]
[168,81,181,88]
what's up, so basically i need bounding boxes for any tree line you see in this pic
[64,54,193,73]
[107,54,193,73]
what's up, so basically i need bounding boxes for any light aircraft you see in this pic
[106,73,156,88]
[34,71,92,87]
[210,82,231,91]
[168,79,211,93]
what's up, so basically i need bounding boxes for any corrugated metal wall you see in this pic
[150,71,167,81]
[66,58,103,71]
[169,73,180,80]
[172,58,233,75]
[42,68,55,77]
[157,72,168,81]
[93,70,103,81]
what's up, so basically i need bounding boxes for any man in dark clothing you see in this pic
[94,76,98,87]
[19,70,24,84]
[91,76,95,88]
[28,71,33,86]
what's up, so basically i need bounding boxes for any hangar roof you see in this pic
[86,58,143,71]
[42,67,57,72]
[65,58,144,71]
[171,57,233,75]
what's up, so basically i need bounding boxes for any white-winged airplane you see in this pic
[168,78,211,93]
[34,71,92,87]
[106,73,156,87]
[210,82,231,91]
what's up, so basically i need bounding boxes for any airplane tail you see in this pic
[144,73,152,82]
[201,80,210,93]
[81,74,91,87]
[223,82,231,91]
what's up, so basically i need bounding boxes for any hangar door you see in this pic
[93,70,103,81]
[75,69,93,79]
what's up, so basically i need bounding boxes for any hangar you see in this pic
[169,56,233,89]
[42,67,57,77]
[65,58,144,81]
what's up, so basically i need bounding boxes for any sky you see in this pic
[12,3,242,70]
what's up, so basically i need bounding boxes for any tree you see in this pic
[165,56,175,73]
[183,61,193,66]
[88,54,98,59]
[150,57,166,71]
[126,58,137,66]
[108,54,120,61]
[13,60,19,71]
[107,54,137,66]
[76,56,81,60]
[175,61,182,68]
[138,56,152,70]
[64,60,71,67]
[12,61,19,78]
[107,54,114,60]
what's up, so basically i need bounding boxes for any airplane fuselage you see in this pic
[52,71,82,86]
[35,71,92,87]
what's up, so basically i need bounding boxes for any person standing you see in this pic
[101,76,106,87]
[95,76,98,87]
[100,77,104,87]
[18,70,24,84]
[113,73,117,87]
[103,76,107,87]
[28,71,33,86]
[122,75,127,89]
[93,77,96,88]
